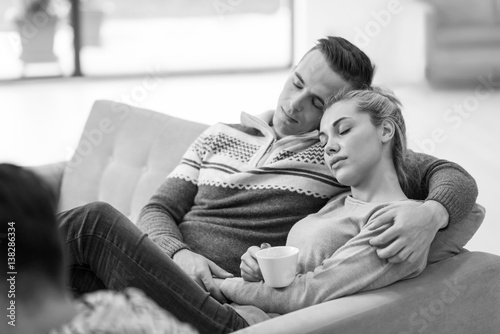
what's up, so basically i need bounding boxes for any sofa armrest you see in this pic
[235,251,500,334]
[27,161,67,206]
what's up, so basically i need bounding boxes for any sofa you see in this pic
[33,100,500,333]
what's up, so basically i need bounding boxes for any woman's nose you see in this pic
[325,142,340,155]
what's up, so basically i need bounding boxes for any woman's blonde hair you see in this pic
[324,87,409,193]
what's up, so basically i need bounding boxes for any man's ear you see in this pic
[380,120,395,143]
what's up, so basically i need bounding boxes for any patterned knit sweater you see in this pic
[137,111,478,275]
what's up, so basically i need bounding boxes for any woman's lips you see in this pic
[329,156,347,168]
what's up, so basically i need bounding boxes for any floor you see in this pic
[1,73,499,256]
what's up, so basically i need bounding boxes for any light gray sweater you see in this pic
[220,192,429,324]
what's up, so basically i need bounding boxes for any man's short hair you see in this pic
[308,36,375,90]
[0,164,64,292]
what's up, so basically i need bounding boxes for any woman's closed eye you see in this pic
[339,128,351,136]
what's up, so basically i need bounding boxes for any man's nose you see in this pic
[289,92,305,113]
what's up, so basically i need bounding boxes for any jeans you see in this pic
[58,201,249,334]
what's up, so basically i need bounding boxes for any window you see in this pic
[0,0,293,80]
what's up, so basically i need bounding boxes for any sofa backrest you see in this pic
[59,100,208,222]
[428,203,485,264]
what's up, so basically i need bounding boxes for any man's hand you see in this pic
[368,200,449,264]
[173,249,233,302]
[240,246,264,282]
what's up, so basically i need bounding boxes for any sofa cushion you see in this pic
[428,203,485,264]
[59,100,208,222]
[233,251,500,334]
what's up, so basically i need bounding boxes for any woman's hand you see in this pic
[212,278,229,303]
[240,244,270,282]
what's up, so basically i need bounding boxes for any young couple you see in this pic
[5,36,478,334]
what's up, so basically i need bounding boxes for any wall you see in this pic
[293,0,427,85]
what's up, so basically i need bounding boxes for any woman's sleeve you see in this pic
[220,213,428,314]
[136,128,212,258]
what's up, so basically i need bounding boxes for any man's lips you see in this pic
[281,107,298,123]
[329,156,347,168]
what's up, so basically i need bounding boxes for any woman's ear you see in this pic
[380,120,395,143]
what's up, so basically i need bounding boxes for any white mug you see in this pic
[255,246,299,288]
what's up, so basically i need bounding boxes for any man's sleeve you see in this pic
[220,211,428,314]
[136,129,210,257]
[404,150,478,226]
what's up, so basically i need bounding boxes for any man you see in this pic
[62,37,477,304]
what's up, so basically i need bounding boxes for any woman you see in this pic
[215,87,428,322]
[19,87,428,334]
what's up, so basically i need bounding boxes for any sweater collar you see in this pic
[240,111,320,142]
